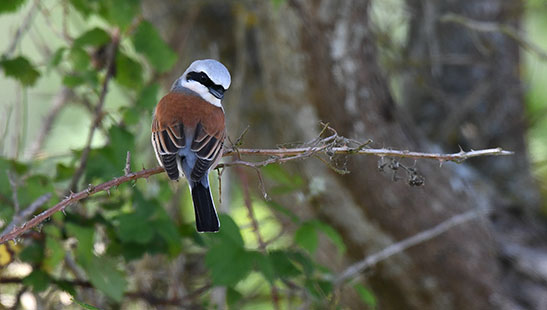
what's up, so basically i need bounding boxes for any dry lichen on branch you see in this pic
[0,125,513,244]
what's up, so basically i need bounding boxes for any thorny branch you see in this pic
[0,166,164,244]
[0,125,512,244]
[221,125,512,167]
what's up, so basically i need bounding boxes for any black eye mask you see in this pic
[186,71,225,99]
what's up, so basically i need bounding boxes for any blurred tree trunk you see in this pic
[143,0,546,309]
[402,0,539,211]
[402,0,547,308]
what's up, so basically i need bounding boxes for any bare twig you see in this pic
[67,28,121,193]
[440,13,547,61]
[334,209,483,286]
[26,87,73,158]
[3,0,39,57]
[36,1,72,42]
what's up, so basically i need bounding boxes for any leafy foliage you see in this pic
[0,0,26,14]
[1,56,41,86]
[132,21,178,73]
[0,1,377,309]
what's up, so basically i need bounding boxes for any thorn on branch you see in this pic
[86,184,95,194]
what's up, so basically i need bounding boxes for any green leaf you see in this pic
[121,107,140,125]
[44,236,65,271]
[226,288,243,306]
[288,250,314,276]
[43,225,62,238]
[55,163,75,181]
[69,47,91,71]
[73,299,103,310]
[74,28,110,47]
[62,74,85,87]
[49,47,66,70]
[153,217,182,257]
[19,242,44,264]
[83,256,127,302]
[205,243,253,286]
[266,201,300,223]
[252,251,275,284]
[18,174,54,207]
[86,126,135,180]
[108,240,147,261]
[207,214,244,247]
[354,283,377,308]
[115,213,154,244]
[23,269,51,292]
[66,223,94,265]
[136,83,159,110]
[1,56,40,86]
[103,0,140,29]
[0,0,26,14]
[294,222,318,253]
[132,188,155,217]
[132,21,177,73]
[68,0,96,18]
[262,164,304,194]
[55,279,77,296]
[269,250,300,279]
[313,221,346,254]
[305,278,333,298]
[115,52,143,88]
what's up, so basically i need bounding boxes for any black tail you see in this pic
[191,182,220,232]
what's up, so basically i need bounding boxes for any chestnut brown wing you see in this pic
[189,122,225,181]
[151,118,186,180]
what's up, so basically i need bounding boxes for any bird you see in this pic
[151,59,230,232]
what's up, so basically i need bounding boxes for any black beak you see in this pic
[209,86,225,99]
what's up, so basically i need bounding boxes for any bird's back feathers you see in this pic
[151,89,225,232]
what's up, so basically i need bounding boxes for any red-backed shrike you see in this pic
[151,59,230,232]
